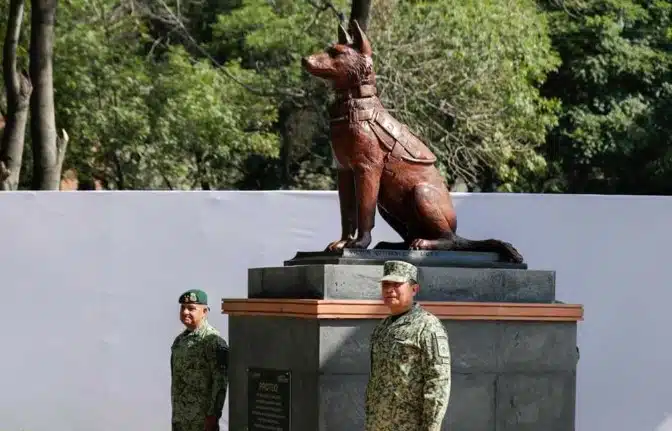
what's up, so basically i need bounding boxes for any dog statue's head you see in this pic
[302,20,374,90]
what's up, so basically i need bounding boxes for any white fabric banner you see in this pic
[0,191,669,431]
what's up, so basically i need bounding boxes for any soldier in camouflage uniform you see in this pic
[365,261,452,431]
[171,289,229,431]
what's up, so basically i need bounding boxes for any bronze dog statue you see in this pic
[301,21,523,263]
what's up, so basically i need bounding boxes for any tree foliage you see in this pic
[539,0,672,193]
[52,0,280,189]
[1,0,671,194]
[369,0,561,191]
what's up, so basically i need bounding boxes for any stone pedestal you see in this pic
[222,250,583,431]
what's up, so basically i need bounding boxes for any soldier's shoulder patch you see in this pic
[432,332,451,364]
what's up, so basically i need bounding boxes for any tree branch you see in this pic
[55,128,69,189]
[149,0,307,103]
[348,0,372,33]
[304,0,346,22]
[1,0,32,190]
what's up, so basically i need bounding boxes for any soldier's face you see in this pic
[381,280,418,312]
[180,304,208,329]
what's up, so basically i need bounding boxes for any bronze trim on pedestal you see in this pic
[221,299,584,322]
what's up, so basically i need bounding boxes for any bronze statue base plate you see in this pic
[284,249,528,269]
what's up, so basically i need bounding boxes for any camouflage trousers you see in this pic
[172,421,219,431]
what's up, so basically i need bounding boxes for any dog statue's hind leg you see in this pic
[407,183,524,263]
[372,204,411,250]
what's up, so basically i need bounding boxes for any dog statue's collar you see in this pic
[334,84,377,100]
[330,108,377,124]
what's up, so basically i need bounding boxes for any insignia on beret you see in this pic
[179,289,208,305]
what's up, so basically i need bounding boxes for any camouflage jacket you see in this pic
[365,303,451,431]
[171,320,229,428]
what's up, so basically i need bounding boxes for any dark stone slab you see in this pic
[444,373,497,431]
[495,372,576,431]
[318,374,368,430]
[497,322,579,373]
[284,249,528,269]
[317,321,578,375]
[228,316,319,431]
[248,265,555,302]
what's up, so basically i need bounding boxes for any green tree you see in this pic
[368,0,561,191]
[147,47,279,189]
[52,0,279,189]
[207,0,561,191]
[209,0,349,190]
[539,0,672,194]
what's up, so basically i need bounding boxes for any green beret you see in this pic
[380,260,418,284]
[179,289,208,305]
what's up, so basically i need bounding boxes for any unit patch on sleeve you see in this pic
[432,334,451,364]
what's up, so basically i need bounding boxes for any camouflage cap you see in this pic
[179,289,208,305]
[380,260,418,284]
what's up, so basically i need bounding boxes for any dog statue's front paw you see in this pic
[409,239,430,250]
[325,239,349,252]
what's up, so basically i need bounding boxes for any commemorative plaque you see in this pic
[247,367,291,431]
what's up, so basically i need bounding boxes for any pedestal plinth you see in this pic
[222,250,583,431]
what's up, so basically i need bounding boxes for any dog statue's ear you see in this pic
[338,23,353,45]
[350,20,372,56]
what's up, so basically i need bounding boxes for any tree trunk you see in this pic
[1,0,32,191]
[29,0,64,190]
[349,0,373,33]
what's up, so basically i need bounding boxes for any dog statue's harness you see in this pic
[330,85,437,165]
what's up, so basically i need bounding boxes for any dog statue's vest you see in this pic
[369,111,436,165]
[330,85,437,165]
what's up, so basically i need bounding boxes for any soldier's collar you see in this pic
[399,302,420,315]
[388,302,419,322]
[185,319,209,334]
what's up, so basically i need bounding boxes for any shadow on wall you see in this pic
[2,191,671,431]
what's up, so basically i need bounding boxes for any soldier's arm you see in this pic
[170,339,176,376]
[205,334,230,418]
[420,322,452,431]
[364,324,380,422]
[170,337,179,400]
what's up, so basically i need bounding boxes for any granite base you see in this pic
[227,313,579,431]
[225,257,580,431]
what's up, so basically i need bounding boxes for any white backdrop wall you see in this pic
[0,191,670,431]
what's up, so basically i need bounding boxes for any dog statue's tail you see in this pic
[449,233,524,264]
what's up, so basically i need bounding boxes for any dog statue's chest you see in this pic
[328,98,382,167]
[329,123,369,168]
